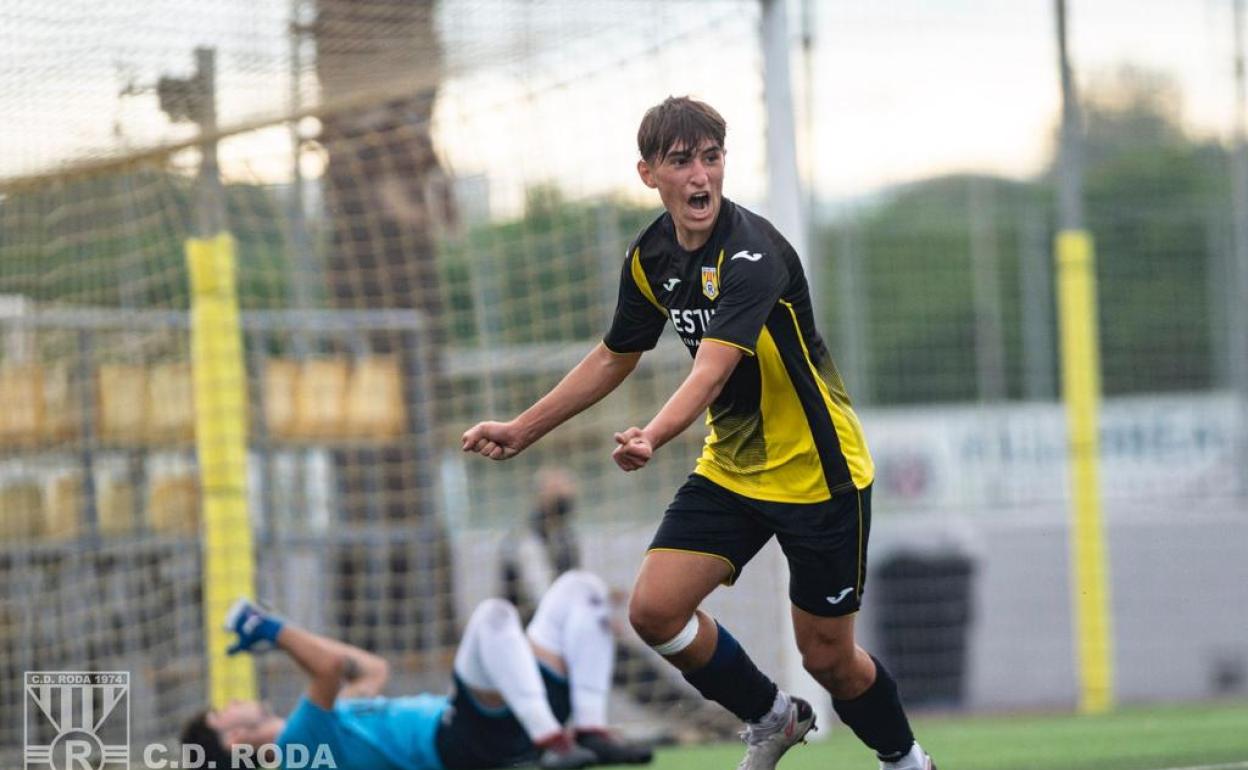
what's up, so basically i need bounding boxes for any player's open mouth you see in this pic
[688,192,711,212]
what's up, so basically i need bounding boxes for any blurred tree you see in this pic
[818,175,1042,405]
[815,66,1229,405]
[315,0,459,653]
[438,194,659,347]
[0,170,291,313]
[1078,66,1227,395]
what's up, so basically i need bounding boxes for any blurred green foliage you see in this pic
[0,170,297,312]
[818,67,1231,403]
[438,188,659,347]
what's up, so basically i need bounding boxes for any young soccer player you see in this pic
[462,97,935,770]
[181,570,652,770]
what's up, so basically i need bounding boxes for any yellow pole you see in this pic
[187,232,257,706]
[1055,229,1114,714]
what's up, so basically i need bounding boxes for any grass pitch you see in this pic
[640,701,1248,770]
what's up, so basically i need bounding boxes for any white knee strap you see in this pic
[651,614,701,657]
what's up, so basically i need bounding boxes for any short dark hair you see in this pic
[637,96,726,164]
[181,710,234,769]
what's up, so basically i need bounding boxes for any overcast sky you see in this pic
[1,0,1240,212]
[430,0,1239,215]
[809,0,1234,196]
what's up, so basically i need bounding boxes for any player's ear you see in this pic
[636,158,657,189]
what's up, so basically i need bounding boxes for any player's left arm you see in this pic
[613,340,742,470]
[613,241,789,470]
[277,625,388,708]
[225,600,390,707]
[313,636,391,700]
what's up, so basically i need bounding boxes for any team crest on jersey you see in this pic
[701,266,719,300]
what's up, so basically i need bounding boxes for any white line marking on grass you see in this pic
[1155,762,1248,770]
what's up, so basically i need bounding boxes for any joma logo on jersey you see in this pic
[701,266,719,300]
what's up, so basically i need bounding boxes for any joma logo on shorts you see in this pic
[825,587,854,605]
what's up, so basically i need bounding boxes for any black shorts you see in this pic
[648,474,872,618]
[435,665,571,769]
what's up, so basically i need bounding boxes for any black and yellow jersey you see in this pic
[603,199,873,503]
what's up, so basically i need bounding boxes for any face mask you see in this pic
[551,496,574,518]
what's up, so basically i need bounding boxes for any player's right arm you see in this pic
[462,240,667,461]
[461,343,641,460]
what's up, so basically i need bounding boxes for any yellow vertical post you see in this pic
[1055,229,1114,714]
[187,232,258,707]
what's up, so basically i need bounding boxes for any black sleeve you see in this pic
[603,248,668,353]
[703,247,790,354]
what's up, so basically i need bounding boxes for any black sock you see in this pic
[681,622,777,722]
[832,655,915,762]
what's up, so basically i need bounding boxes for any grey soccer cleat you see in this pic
[537,739,597,770]
[575,730,653,766]
[735,696,817,770]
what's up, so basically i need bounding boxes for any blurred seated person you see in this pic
[500,466,582,621]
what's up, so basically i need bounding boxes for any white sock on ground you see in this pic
[453,598,562,740]
[563,593,613,729]
[527,571,615,730]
